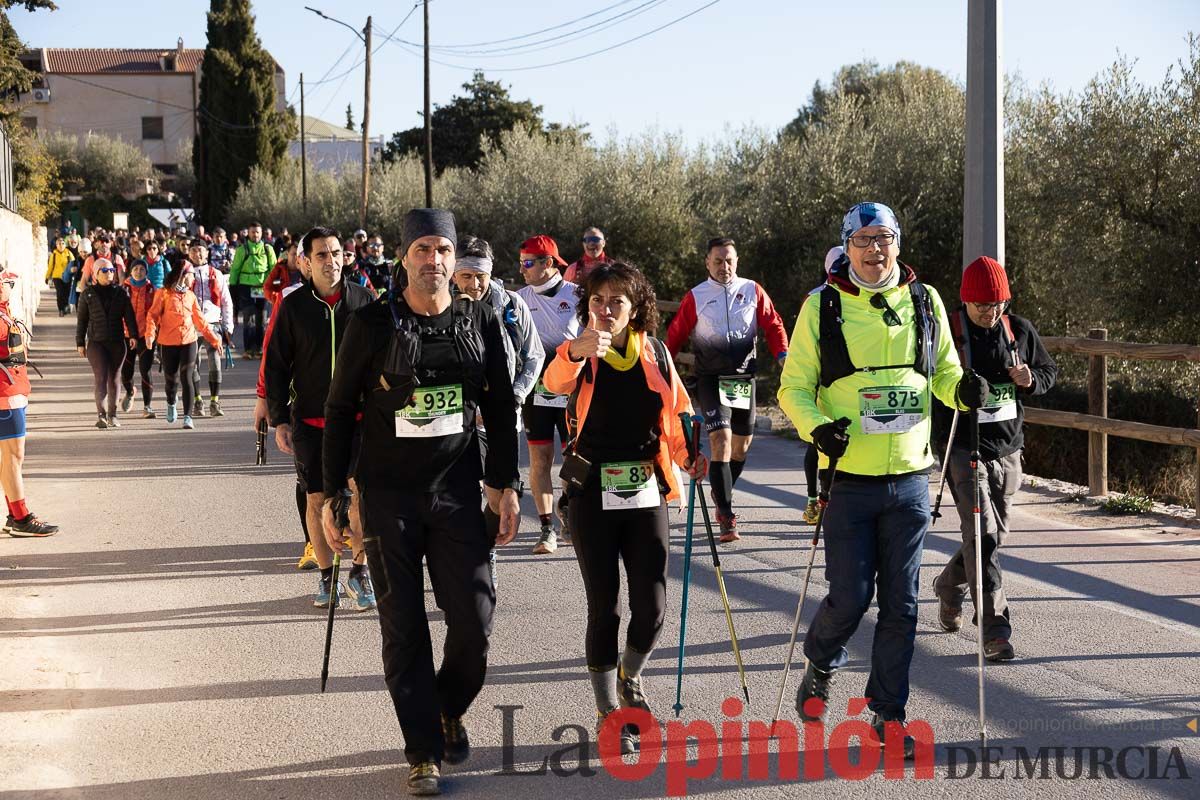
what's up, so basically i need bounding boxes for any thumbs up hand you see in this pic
[568,311,613,361]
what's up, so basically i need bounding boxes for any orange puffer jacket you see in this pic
[145,288,221,349]
[122,279,156,338]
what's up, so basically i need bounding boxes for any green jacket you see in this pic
[229,241,277,288]
[778,264,964,476]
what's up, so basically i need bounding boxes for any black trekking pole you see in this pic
[320,489,353,693]
[970,411,988,749]
[770,417,850,731]
[255,420,267,466]
[692,413,751,704]
[930,409,959,522]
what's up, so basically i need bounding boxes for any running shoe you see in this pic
[192,398,206,418]
[346,570,377,611]
[107,415,121,429]
[595,707,636,755]
[297,542,318,570]
[166,403,177,424]
[532,522,557,555]
[617,664,651,715]
[441,714,470,765]
[143,407,157,419]
[209,399,224,417]
[5,513,59,537]
[313,574,342,608]
[407,761,440,796]
[802,498,821,525]
[120,391,133,412]
[182,415,194,430]
[985,638,1016,662]
[717,511,740,543]
[95,414,108,430]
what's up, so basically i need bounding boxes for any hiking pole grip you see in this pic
[680,411,700,464]
[255,420,267,466]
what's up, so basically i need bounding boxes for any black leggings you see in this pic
[52,278,71,313]
[120,345,155,405]
[161,342,198,411]
[805,443,819,498]
[568,481,669,670]
[86,340,126,417]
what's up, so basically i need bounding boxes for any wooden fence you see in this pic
[656,295,1199,515]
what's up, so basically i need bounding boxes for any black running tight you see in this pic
[120,346,155,405]
[568,482,669,670]
[86,341,126,417]
[161,342,198,411]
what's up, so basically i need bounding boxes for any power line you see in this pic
[387,0,722,73]
[420,0,642,49]
[304,3,421,98]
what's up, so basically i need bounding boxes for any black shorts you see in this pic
[695,374,756,437]
[292,420,359,495]
[522,394,568,447]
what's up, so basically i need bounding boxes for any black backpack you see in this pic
[817,282,938,388]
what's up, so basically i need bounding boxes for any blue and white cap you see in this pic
[840,202,901,249]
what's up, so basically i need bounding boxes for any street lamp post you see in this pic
[963,0,1004,266]
[305,7,371,231]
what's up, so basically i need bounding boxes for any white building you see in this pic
[289,115,385,173]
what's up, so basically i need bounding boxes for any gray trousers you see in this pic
[191,338,222,400]
[934,449,1021,639]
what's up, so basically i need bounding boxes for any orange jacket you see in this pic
[543,332,694,502]
[145,288,221,349]
[122,279,156,338]
[0,303,31,408]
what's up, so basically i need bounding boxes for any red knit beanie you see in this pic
[961,256,1011,303]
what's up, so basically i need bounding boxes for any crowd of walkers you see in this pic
[25,203,1056,796]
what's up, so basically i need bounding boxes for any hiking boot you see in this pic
[441,714,470,765]
[596,707,636,755]
[192,398,206,418]
[120,391,133,413]
[532,523,558,554]
[95,414,108,430]
[802,498,821,525]
[617,664,652,722]
[795,662,836,722]
[871,713,916,761]
[346,570,377,611]
[182,415,195,430]
[106,415,121,429]
[985,638,1016,662]
[313,574,342,608]
[407,761,440,796]
[143,407,156,419]
[938,598,963,632]
[297,542,318,570]
[209,398,224,417]
[166,403,177,424]
[5,513,58,537]
[717,511,740,543]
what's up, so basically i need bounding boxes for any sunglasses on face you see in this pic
[583,236,603,244]
[520,257,550,269]
[1,280,15,288]
[98,268,116,274]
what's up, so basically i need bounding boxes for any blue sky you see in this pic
[11,0,1198,144]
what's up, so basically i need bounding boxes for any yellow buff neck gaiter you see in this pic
[602,329,642,372]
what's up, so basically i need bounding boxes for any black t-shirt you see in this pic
[577,355,663,465]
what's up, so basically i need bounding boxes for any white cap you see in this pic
[824,246,844,274]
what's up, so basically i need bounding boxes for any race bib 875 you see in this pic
[858,385,925,434]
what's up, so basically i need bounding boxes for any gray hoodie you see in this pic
[484,279,544,403]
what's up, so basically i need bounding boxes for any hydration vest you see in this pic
[817,281,938,388]
[0,309,28,368]
[382,294,486,405]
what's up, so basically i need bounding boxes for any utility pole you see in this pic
[423,0,433,207]
[362,16,372,231]
[963,0,1004,267]
[300,73,308,214]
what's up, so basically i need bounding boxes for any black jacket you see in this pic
[322,294,519,497]
[933,310,1058,462]
[264,280,376,426]
[76,284,139,347]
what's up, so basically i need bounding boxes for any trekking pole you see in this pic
[970,410,988,749]
[692,414,750,704]
[930,408,959,522]
[320,489,352,693]
[255,419,267,466]
[671,412,702,717]
[770,417,850,731]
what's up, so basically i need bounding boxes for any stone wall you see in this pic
[0,208,48,327]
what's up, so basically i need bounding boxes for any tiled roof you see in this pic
[41,48,207,74]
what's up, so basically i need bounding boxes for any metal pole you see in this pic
[300,73,308,214]
[423,0,433,206]
[963,0,1004,266]
[361,17,372,231]
[971,411,988,750]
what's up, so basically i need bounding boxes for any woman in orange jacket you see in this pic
[145,260,223,429]
[542,261,706,753]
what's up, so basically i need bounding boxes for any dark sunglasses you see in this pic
[582,236,603,244]
[870,292,902,326]
[520,257,550,269]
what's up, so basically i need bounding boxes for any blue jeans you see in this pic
[803,473,930,720]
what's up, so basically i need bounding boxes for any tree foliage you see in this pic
[193,0,293,224]
[43,131,155,196]
[0,2,58,224]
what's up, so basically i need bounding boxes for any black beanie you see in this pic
[402,208,457,254]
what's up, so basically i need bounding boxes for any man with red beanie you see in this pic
[932,255,1057,662]
[516,234,581,555]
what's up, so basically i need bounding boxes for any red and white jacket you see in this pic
[666,276,788,376]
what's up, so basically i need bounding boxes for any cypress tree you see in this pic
[193,0,292,223]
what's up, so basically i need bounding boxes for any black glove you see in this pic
[811,418,852,460]
[957,369,990,411]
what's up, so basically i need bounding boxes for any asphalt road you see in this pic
[2,292,1198,799]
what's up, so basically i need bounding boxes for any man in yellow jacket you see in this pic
[45,236,73,316]
[778,202,990,757]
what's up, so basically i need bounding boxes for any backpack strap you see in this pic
[950,307,970,369]
[818,286,855,388]
[999,314,1021,367]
